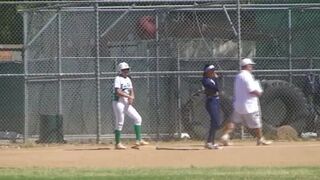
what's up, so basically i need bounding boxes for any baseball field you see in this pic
[0,140,320,179]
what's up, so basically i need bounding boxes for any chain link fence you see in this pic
[1,1,320,143]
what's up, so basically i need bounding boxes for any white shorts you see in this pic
[231,111,262,129]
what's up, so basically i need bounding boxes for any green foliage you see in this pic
[248,0,320,3]
[0,4,23,44]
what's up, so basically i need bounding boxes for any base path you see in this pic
[1,141,320,168]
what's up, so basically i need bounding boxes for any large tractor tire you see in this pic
[181,91,232,139]
[260,80,313,135]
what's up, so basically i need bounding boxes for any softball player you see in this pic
[112,62,149,149]
[202,64,222,149]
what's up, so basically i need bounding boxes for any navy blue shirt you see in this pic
[202,77,219,96]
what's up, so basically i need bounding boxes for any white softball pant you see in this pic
[112,100,142,131]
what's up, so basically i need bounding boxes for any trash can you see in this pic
[36,114,66,143]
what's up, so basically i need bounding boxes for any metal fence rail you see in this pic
[0,1,320,143]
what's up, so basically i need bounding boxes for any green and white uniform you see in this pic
[112,75,142,131]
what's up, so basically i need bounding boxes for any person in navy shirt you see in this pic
[202,64,222,149]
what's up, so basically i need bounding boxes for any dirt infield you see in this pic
[1,141,320,168]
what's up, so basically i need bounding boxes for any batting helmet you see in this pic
[118,62,130,72]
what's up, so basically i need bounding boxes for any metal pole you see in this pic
[17,3,320,13]
[95,3,101,143]
[223,5,238,37]
[237,0,245,140]
[177,43,182,137]
[100,4,134,38]
[8,1,320,7]
[30,6,320,13]
[237,0,241,64]
[156,13,160,141]
[288,9,293,84]
[27,13,58,47]
[23,12,29,143]
[146,49,152,136]
[58,9,62,116]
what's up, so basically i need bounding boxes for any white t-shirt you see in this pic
[233,70,262,114]
[113,75,132,101]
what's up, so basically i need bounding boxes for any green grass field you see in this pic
[0,167,319,180]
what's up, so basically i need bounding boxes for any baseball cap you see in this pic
[203,64,215,72]
[240,58,255,66]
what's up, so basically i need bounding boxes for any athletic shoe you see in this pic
[221,140,233,146]
[257,137,272,146]
[220,134,233,146]
[205,143,222,150]
[135,139,149,146]
[115,143,127,150]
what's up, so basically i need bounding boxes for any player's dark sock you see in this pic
[115,130,121,144]
[134,125,141,141]
[207,128,216,144]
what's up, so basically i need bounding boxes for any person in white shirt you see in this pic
[220,58,272,146]
[112,62,149,149]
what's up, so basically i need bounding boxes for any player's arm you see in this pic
[250,90,262,97]
[128,88,135,105]
[249,81,262,97]
[129,88,135,99]
[115,88,133,99]
[246,74,262,97]
[202,78,219,91]
[213,71,219,78]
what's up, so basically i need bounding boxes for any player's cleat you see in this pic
[205,143,222,150]
[135,139,149,146]
[115,143,127,150]
[257,137,272,146]
[132,140,149,149]
[220,134,233,146]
